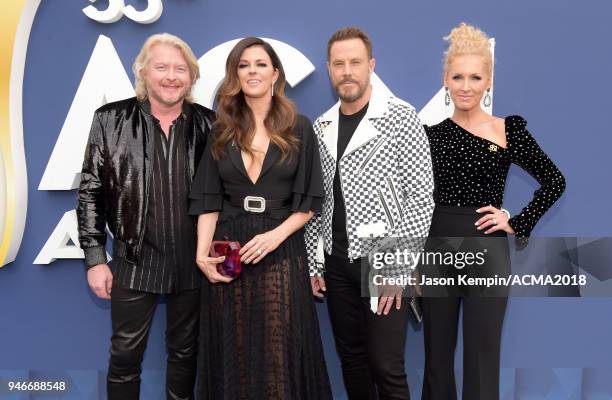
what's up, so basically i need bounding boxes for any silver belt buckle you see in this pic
[244,196,266,213]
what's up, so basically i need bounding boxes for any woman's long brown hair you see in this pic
[212,37,299,162]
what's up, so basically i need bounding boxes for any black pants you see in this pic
[325,253,411,400]
[107,284,200,400]
[420,206,509,400]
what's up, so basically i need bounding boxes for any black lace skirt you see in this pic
[197,212,332,400]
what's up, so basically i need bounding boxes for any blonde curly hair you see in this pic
[444,22,492,78]
[132,33,200,102]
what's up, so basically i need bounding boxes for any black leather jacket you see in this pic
[77,97,215,268]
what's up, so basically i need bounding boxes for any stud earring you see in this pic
[444,87,450,106]
[483,88,492,107]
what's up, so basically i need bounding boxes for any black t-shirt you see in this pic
[331,103,369,257]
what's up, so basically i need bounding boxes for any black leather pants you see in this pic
[107,284,200,400]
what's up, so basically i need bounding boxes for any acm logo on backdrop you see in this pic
[0,0,494,268]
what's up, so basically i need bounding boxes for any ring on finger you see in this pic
[492,218,497,225]
[256,248,263,255]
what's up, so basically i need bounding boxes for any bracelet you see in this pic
[501,208,511,219]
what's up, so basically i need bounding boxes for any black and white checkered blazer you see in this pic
[305,87,435,277]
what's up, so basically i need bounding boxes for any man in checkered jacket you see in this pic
[306,27,434,399]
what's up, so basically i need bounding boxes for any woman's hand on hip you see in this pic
[475,205,515,234]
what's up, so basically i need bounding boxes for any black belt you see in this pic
[223,195,291,213]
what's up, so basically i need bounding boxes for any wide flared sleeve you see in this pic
[291,115,324,214]
[506,115,566,244]
[189,136,224,215]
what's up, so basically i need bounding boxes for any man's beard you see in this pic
[335,78,368,103]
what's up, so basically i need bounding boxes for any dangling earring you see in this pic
[272,80,276,97]
[483,88,492,107]
[444,87,450,106]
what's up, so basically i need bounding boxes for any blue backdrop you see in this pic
[1,0,611,398]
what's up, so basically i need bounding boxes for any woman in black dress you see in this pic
[189,37,332,399]
[420,23,566,399]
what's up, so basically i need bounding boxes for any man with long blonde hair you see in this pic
[77,33,215,399]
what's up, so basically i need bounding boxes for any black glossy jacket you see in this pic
[77,97,215,268]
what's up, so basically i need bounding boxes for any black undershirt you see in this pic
[331,102,369,258]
